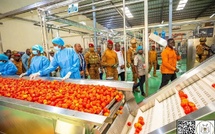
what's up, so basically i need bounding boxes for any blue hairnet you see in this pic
[0,54,9,61]
[52,37,65,46]
[32,45,44,53]
[136,45,143,52]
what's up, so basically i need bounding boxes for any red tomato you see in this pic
[184,106,191,114]
[0,78,124,115]
[127,122,132,126]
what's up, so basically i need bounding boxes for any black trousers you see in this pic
[118,72,125,81]
[133,75,145,94]
[160,73,177,89]
[99,73,103,80]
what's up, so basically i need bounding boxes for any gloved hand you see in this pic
[29,72,40,80]
[62,72,72,81]
[19,72,27,78]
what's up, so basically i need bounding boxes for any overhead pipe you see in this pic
[47,15,101,32]
[116,19,215,31]
[47,0,145,21]
[41,0,86,11]
[50,0,112,15]
[0,0,65,20]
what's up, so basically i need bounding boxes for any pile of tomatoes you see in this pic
[133,116,145,134]
[178,90,197,115]
[0,78,123,115]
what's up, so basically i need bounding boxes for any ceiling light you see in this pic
[161,20,164,24]
[79,21,86,25]
[210,13,215,18]
[120,7,133,18]
[176,0,188,11]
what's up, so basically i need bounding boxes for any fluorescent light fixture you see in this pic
[120,7,134,18]
[161,20,164,24]
[176,0,188,11]
[210,13,215,18]
[79,21,86,25]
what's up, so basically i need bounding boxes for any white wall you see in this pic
[0,18,91,52]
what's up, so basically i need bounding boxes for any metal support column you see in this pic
[169,0,173,38]
[82,36,85,51]
[38,9,49,57]
[56,26,60,37]
[0,33,3,53]
[123,0,127,81]
[92,0,97,48]
[144,0,149,96]
[38,10,45,47]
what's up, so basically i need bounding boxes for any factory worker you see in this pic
[29,37,81,80]
[0,54,17,75]
[19,45,50,77]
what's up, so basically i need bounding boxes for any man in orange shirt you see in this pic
[160,38,181,89]
[101,40,118,80]
[148,45,158,77]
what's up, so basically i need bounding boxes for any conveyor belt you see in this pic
[126,56,215,134]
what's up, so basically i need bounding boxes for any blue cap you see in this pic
[52,37,65,46]
[0,54,9,61]
[32,44,44,53]
[136,45,143,52]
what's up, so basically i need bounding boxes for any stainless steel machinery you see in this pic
[0,77,137,134]
[121,55,215,134]
[0,55,215,134]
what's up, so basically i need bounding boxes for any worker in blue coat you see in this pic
[0,54,17,75]
[30,37,81,80]
[19,45,50,77]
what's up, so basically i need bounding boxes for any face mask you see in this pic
[54,46,61,51]
[32,50,38,55]
[0,61,5,65]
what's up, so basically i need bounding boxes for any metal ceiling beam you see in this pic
[48,15,101,32]
[118,19,215,31]
[51,0,111,15]
[0,0,65,20]
[160,0,165,23]
[109,0,132,27]
[47,0,145,21]
[41,0,86,11]
[85,1,211,18]
[195,0,215,19]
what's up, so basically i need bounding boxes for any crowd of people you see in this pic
[0,37,193,96]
